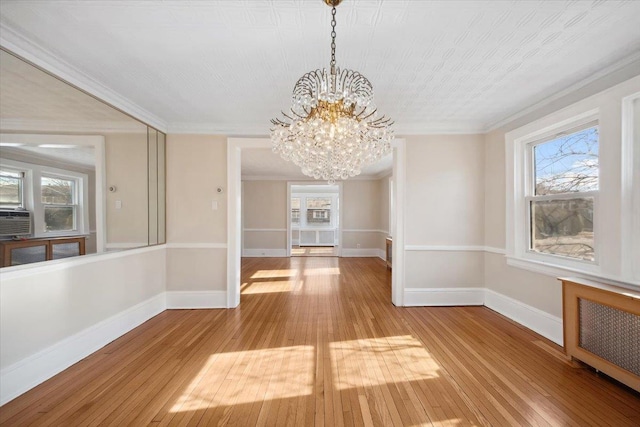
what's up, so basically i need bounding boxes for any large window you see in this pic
[306,197,331,225]
[41,175,78,232]
[0,169,24,208]
[527,124,598,262]
[0,159,88,238]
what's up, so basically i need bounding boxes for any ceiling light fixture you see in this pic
[270,0,393,184]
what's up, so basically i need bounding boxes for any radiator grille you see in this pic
[579,298,640,376]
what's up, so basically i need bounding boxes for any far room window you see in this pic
[41,175,78,232]
[526,123,598,262]
[0,169,24,209]
[306,197,331,224]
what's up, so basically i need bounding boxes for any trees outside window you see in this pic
[527,125,598,262]
[41,176,77,232]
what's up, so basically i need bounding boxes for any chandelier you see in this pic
[270,0,393,184]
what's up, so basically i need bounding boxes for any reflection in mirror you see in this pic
[0,49,165,268]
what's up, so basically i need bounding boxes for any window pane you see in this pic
[44,206,75,231]
[530,198,594,261]
[291,198,300,224]
[0,171,23,207]
[534,126,599,195]
[306,197,331,224]
[41,176,75,204]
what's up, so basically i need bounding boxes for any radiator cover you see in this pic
[579,298,640,376]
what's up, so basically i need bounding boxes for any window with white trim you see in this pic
[0,168,25,209]
[41,175,79,233]
[526,123,598,262]
[0,159,89,238]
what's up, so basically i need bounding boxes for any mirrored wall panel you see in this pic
[0,49,166,267]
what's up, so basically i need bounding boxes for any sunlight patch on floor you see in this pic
[250,269,298,279]
[330,335,440,390]
[170,345,314,413]
[303,267,340,276]
[241,280,296,294]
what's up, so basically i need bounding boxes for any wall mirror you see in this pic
[0,49,165,268]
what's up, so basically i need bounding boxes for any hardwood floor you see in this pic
[1,257,638,426]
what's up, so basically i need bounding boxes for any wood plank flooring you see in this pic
[1,257,638,426]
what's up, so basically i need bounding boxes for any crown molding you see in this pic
[0,118,147,134]
[485,52,640,132]
[0,23,168,133]
[168,121,486,136]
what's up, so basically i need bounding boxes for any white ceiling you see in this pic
[1,0,639,136]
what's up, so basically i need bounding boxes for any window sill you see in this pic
[505,255,640,292]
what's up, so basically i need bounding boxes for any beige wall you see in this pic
[166,134,227,243]
[403,134,485,289]
[342,180,381,230]
[105,133,148,246]
[405,134,485,246]
[166,134,227,292]
[342,178,389,252]
[243,181,287,229]
[242,180,287,251]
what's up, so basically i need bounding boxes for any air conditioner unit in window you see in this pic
[0,210,32,237]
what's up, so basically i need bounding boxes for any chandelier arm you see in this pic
[358,108,378,121]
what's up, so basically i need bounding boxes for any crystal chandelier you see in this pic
[270,0,393,184]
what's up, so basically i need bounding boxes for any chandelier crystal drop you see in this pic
[270,0,393,184]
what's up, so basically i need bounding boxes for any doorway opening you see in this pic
[288,183,341,257]
[227,137,405,308]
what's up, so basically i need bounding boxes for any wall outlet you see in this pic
[115,200,122,209]
[356,243,361,248]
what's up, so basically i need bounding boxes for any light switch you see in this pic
[212,200,218,210]
[115,200,122,209]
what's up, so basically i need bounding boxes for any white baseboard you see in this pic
[166,291,228,309]
[242,249,288,257]
[404,287,485,306]
[0,293,166,406]
[484,289,563,346]
[341,248,385,259]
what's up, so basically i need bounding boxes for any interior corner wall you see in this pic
[242,180,287,255]
[165,134,228,302]
[403,134,486,301]
[342,179,386,257]
[483,74,640,323]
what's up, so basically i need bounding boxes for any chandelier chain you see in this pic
[330,6,337,70]
[270,0,393,184]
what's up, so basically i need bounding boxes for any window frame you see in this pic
[40,173,81,234]
[524,121,600,265]
[507,109,602,276]
[0,158,89,238]
[0,167,27,209]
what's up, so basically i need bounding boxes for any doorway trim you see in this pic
[227,137,406,308]
[287,182,343,257]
